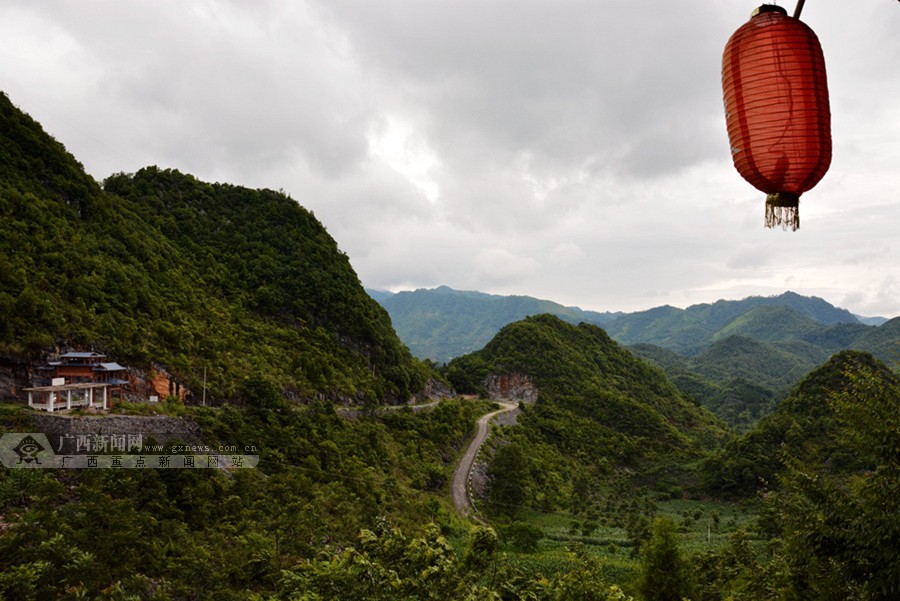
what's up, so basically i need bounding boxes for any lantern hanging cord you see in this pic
[793,0,806,19]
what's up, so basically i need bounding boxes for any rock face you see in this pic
[482,373,538,403]
[0,359,31,402]
[413,378,455,403]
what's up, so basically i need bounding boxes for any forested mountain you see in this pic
[607,291,859,346]
[374,286,621,363]
[852,316,900,360]
[690,335,816,392]
[697,350,900,598]
[704,350,899,496]
[447,314,728,474]
[372,286,893,365]
[2,90,898,600]
[374,285,898,429]
[0,91,429,401]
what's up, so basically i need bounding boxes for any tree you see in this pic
[502,521,542,553]
[637,517,692,601]
[486,443,529,517]
[550,553,635,601]
[772,359,900,600]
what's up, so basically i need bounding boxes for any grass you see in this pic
[0,403,33,430]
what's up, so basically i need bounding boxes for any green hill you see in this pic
[701,378,776,431]
[604,305,713,352]
[851,316,900,367]
[0,91,428,401]
[710,305,822,344]
[636,314,900,433]
[630,336,810,432]
[704,350,899,495]
[688,290,859,327]
[630,344,780,432]
[447,315,728,472]
[376,285,896,432]
[690,335,816,394]
[377,286,620,363]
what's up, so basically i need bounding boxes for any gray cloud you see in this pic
[1,0,898,317]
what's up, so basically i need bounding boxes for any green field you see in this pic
[465,496,762,587]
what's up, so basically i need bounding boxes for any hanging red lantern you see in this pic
[722,5,831,230]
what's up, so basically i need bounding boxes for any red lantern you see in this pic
[722,5,831,230]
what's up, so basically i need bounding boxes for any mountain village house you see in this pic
[24,351,129,412]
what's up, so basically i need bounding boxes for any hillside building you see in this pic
[26,351,131,412]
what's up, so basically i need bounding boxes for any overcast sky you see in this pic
[2,1,899,317]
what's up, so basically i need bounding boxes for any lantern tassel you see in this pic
[765,193,800,231]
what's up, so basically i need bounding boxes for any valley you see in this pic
[1,90,898,600]
[374,285,898,431]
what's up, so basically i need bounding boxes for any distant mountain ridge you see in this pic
[371,286,891,363]
[372,285,621,363]
[371,285,898,429]
[603,291,862,353]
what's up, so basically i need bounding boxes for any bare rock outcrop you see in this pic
[482,373,538,403]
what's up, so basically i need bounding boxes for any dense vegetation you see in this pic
[447,315,729,502]
[692,351,900,600]
[2,91,898,600]
[374,286,898,429]
[0,395,495,599]
[443,317,899,600]
[0,91,429,401]
[703,350,899,497]
[375,286,620,364]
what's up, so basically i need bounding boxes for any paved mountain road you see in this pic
[451,401,518,518]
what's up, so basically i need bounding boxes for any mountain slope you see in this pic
[704,350,899,495]
[0,91,428,401]
[604,292,862,352]
[447,314,728,469]
[711,305,822,344]
[378,286,620,363]
[690,335,816,394]
[686,291,860,328]
[850,316,900,367]
[603,305,713,352]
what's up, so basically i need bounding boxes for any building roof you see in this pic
[94,362,126,372]
[24,382,113,392]
[61,351,106,359]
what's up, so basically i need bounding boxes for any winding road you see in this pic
[451,401,518,518]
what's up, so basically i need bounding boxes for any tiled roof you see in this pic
[94,362,126,371]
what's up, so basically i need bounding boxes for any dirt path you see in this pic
[451,401,518,519]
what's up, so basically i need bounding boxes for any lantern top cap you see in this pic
[752,5,788,17]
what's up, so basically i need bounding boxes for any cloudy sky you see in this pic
[2,1,899,317]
